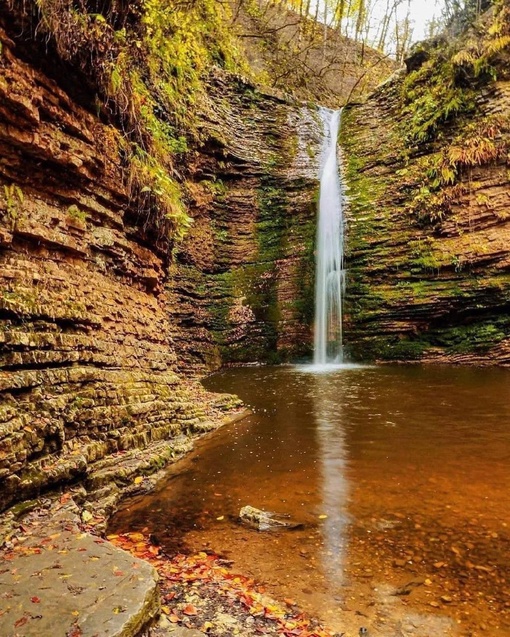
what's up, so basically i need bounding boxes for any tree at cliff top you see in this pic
[232,0,397,104]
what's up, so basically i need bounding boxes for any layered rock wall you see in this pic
[170,77,323,371]
[0,26,236,511]
[342,71,510,364]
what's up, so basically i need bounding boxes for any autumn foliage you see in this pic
[108,532,338,637]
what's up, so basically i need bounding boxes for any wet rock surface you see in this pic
[0,21,244,513]
[167,73,324,373]
[341,66,510,364]
[0,506,159,637]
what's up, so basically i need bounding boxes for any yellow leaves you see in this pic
[216,516,224,521]
[108,532,339,637]
[318,514,328,520]
[452,50,476,67]
[448,137,500,168]
[134,476,144,485]
[485,35,510,58]
[81,510,93,523]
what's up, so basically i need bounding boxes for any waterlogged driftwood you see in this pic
[239,506,303,531]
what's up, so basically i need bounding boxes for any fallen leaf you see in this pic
[66,624,82,637]
[81,511,93,523]
[31,596,41,603]
[182,603,198,616]
[318,514,328,520]
[134,476,144,485]
[216,516,224,521]
[14,617,28,628]
[169,613,180,623]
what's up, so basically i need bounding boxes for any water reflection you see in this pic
[310,370,350,588]
[109,365,510,636]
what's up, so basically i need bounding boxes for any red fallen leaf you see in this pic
[182,603,198,616]
[14,617,28,628]
[66,624,82,637]
[31,596,41,603]
[113,571,124,577]
[60,493,71,504]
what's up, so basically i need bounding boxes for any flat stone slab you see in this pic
[0,522,159,637]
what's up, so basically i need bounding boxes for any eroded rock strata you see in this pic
[0,26,240,512]
[170,76,322,371]
[0,4,323,512]
[342,65,510,364]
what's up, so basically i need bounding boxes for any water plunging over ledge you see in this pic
[314,108,345,367]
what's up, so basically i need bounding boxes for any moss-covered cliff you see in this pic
[169,77,322,370]
[0,18,247,513]
[342,2,510,365]
[0,0,381,510]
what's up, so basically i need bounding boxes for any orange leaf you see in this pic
[182,604,198,616]
[169,614,180,623]
[31,596,41,603]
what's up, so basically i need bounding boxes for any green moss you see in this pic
[29,0,249,243]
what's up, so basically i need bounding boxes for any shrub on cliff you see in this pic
[6,0,248,245]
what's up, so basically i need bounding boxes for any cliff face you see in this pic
[0,0,323,511]
[342,8,510,364]
[170,77,322,371]
[0,26,238,512]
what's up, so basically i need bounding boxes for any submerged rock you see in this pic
[239,505,303,531]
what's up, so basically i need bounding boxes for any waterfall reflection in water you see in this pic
[313,371,350,587]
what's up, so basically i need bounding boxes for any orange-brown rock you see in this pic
[342,63,510,364]
[0,25,239,511]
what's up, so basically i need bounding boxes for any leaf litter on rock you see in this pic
[108,532,342,637]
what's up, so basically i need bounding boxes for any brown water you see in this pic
[109,365,510,637]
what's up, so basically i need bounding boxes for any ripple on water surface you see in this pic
[109,365,510,637]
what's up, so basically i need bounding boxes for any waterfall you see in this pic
[313,108,345,366]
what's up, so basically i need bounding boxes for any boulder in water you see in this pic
[239,505,303,531]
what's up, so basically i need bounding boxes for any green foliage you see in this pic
[67,204,87,223]
[23,0,248,245]
[402,3,510,147]
[2,183,24,228]
[409,113,509,223]
[401,2,510,225]
[401,57,476,145]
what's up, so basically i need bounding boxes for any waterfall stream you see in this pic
[313,108,345,365]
